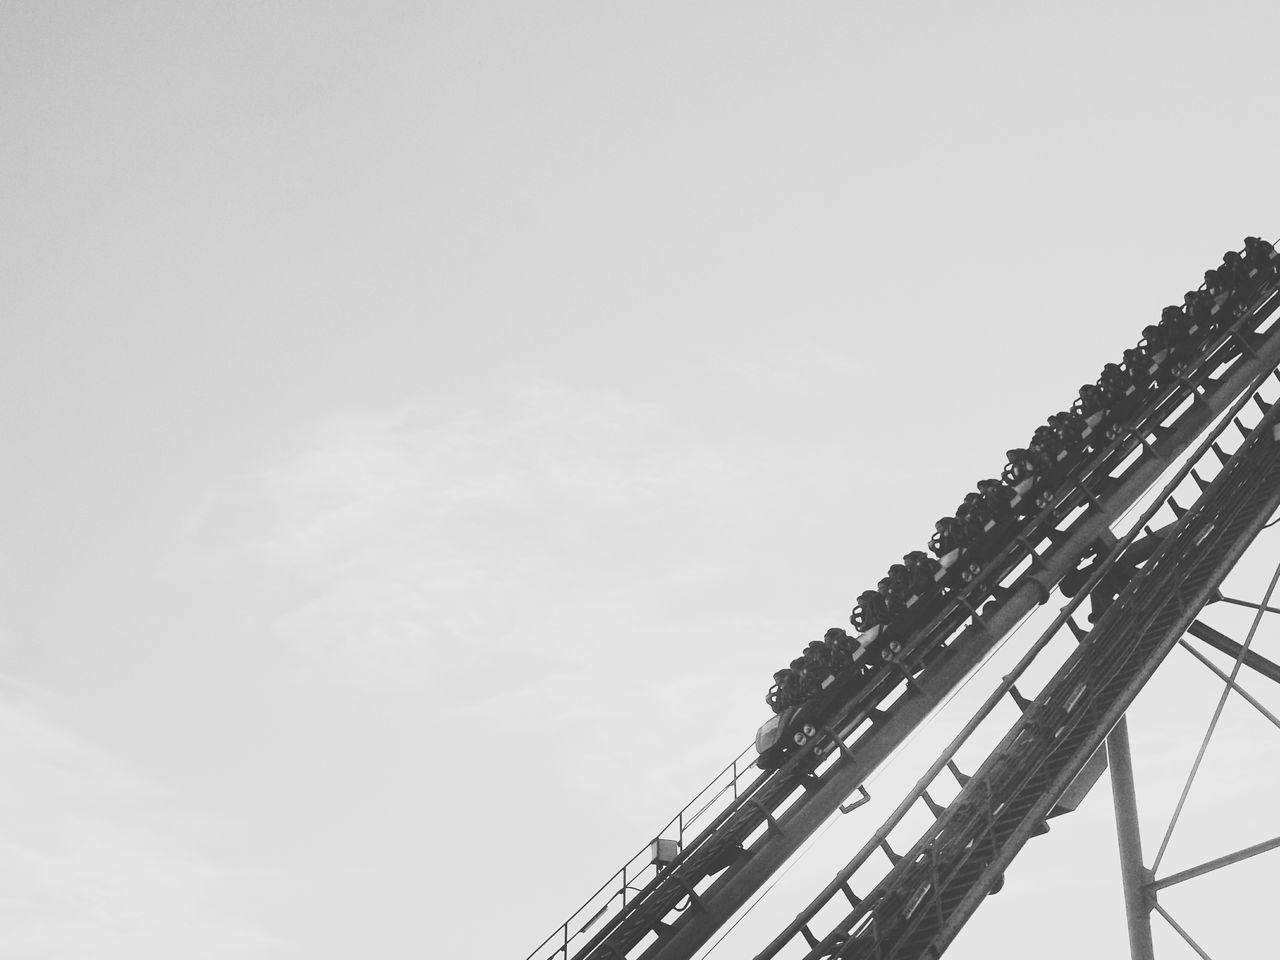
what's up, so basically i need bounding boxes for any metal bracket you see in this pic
[1015,535,1047,570]
[840,785,871,815]
[744,798,785,838]
[921,789,946,818]
[670,875,705,912]
[879,838,900,865]
[1006,683,1033,712]
[1066,615,1090,643]
[1230,328,1261,358]
[821,727,858,762]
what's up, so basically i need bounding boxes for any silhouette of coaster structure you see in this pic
[528,238,1280,960]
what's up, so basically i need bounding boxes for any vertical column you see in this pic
[1108,715,1156,960]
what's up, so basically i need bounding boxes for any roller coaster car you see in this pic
[975,479,1016,522]
[1184,288,1214,322]
[878,569,912,618]
[755,697,833,769]
[852,563,929,639]
[1028,425,1072,466]
[928,517,982,582]
[851,589,889,632]
[754,236,1279,769]
[822,626,862,672]
[761,397,1127,765]
[903,550,942,592]
[1244,237,1279,279]
[801,638,833,678]
[929,516,961,557]
[1160,304,1189,330]
[1203,268,1228,298]
[1075,397,1115,454]
[952,492,998,546]
[755,629,880,769]
[1135,334,1175,380]
[1143,321,1205,381]
[1221,250,1253,290]
[1097,363,1137,409]
[1155,302,1204,347]
[1001,450,1051,512]
[766,624,878,710]
[951,497,988,547]
[1127,342,1163,377]
[1165,314,1203,361]
[950,481,1025,574]
[1121,350,1160,394]
[1072,383,1109,424]
[754,703,802,768]
[845,554,950,671]
[764,668,797,713]
[1047,410,1087,448]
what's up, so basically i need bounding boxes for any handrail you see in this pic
[525,744,760,960]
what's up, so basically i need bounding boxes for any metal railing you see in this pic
[527,743,761,960]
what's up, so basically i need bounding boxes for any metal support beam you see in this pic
[1186,620,1280,686]
[1215,594,1280,616]
[1177,640,1280,733]
[1108,716,1156,960]
[1153,904,1216,960]
[1152,558,1280,874]
[1153,833,1280,891]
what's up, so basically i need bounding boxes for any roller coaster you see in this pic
[528,237,1280,960]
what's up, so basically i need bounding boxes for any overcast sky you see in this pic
[5,2,1280,958]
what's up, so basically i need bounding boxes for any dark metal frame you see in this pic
[1107,566,1280,960]
[527,250,1280,960]
[737,372,1280,960]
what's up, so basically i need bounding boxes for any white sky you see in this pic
[4,2,1280,958]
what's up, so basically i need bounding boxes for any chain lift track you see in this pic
[754,368,1280,960]
[798,379,1280,960]
[529,262,1280,960]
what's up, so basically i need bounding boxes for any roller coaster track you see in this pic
[529,265,1280,960]
[783,372,1280,960]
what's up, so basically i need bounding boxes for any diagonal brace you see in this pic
[1178,640,1280,733]
[1187,620,1280,686]
[1153,903,1216,960]
[1216,594,1280,616]
[1153,833,1280,891]
[1152,557,1280,875]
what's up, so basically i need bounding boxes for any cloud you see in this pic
[171,370,891,841]
[0,683,283,959]
[180,383,739,700]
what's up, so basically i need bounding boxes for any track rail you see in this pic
[814,382,1280,960]
[752,363,1280,960]
[529,273,1280,960]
